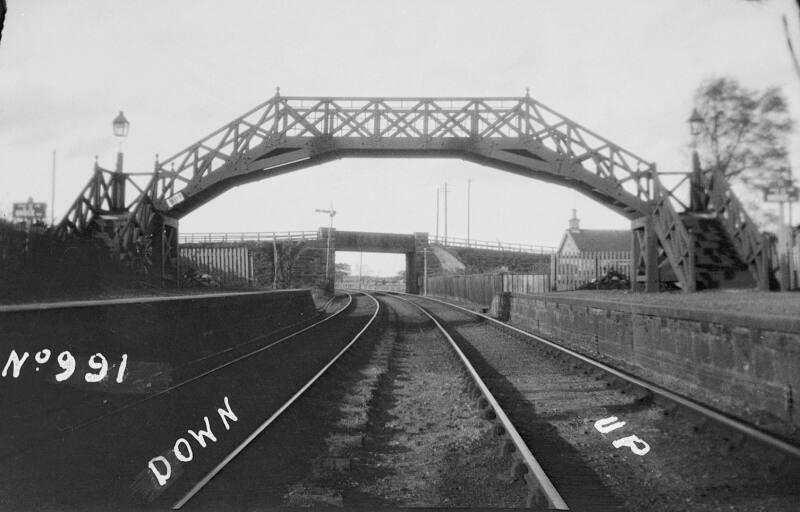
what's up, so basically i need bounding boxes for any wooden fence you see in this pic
[179,245,254,287]
[426,274,504,306]
[425,251,632,305]
[552,251,630,291]
[502,273,551,294]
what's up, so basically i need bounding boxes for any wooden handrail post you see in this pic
[684,231,696,293]
[758,232,771,291]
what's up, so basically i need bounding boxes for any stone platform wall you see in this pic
[507,293,800,435]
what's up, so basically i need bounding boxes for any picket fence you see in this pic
[552,250,631,291]
[179,245,254,287]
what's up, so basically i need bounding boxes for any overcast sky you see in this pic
[2,0,799,275]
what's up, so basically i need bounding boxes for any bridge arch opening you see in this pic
[335,251,408,292]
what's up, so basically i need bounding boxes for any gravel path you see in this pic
[412,296,800,512]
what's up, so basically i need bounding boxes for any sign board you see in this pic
[764,187,799,203]
[12,199,47,221]
[165,192,185,208]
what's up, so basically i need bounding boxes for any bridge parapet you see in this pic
[178,231,318,244]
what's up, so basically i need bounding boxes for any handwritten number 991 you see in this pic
[1,349,128,383]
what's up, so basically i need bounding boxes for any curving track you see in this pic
[0,292,379,510]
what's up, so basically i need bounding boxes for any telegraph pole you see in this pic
[435,187,440,241]
[443,182,449,244]
[466,179,471,245]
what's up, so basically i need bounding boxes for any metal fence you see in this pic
[179,231,318,243]
[179,245,254,286]
[552,251,631,291]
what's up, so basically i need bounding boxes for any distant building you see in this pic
[554,210,631,287]
[556,210,631,255]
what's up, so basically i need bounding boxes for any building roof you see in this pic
[563,229,631,253]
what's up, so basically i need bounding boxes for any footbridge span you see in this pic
[56,91,779,292]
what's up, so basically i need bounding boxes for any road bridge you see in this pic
[56,91,778,292]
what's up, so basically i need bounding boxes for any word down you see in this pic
[594,416,651,456]
[148,396,238,486]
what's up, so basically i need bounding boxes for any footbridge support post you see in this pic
[152,214,180,287]
[631,217,659,292]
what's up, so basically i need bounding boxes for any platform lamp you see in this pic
[111,111,130,211]
[688,108,705,212]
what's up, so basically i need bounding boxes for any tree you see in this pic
[691,77,793,190]
[334,262,351,281]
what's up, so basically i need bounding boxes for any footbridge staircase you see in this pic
[55,90,779,291]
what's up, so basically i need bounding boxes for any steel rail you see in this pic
[404,293,800,460]
[387,293,568,510]
[172,292,381,510]
[59,293,354,435]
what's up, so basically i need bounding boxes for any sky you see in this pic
[2,0,800,275]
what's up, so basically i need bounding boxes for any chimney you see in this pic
[568,209,580,232]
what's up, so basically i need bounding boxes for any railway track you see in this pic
[171,291,380,509]
[393,292,800,511]
[0,291,378,510]
[400,293,800,459]
[386,293,568,509]
[4,289,797,510]
[0,292,353,458]
[181,291,567,510]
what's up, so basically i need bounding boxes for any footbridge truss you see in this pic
[56,90,777,291]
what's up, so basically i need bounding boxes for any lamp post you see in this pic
[111,111,130,211]
[315,204,336,282]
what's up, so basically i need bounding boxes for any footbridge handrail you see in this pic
[651,171,696,291]
[148,91,657,213]
[704,166,775,288]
